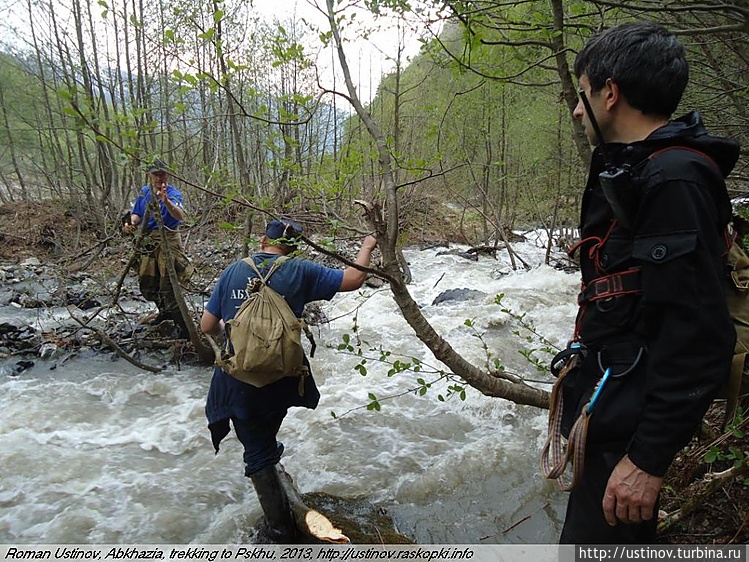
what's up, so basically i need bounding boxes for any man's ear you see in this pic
[603,78,621,111]
[259,235,268,249]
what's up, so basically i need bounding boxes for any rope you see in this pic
[541,361,611,491]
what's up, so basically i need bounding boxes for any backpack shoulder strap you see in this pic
[650,145,731,252]
[648,145,720,172]
[243,255,289,284]
[266,256,289,282]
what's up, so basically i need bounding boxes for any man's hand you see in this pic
[155,181,168,203]
[603,455,663,526]
[123,223,135,234]
[340,234,378,292]
[362,234,377,251]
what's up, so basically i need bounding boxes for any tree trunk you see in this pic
[326,0,549,410]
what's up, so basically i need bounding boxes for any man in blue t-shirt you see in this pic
[200,219,377,542]
[123,159,193,337]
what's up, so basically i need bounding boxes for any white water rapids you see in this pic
[0,236,581,544]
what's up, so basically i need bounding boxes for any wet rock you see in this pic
[364,276,386,289]
[0,289,14,305]
[0,323,41,354]
[3,359,35,377]
[431,288,487,306]
[303,302,328,327]
[66,291,101,310]
[39,343,58,359]
[436,249,478,261]
[0,322,19,336]
[8,278,58,308]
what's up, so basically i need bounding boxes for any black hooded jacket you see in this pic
[563,111,740,476]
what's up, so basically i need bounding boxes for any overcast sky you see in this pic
[251,0,428,103]
[0,0,430,105]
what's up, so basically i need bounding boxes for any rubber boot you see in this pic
[169,311,190,339]
[249,465,297,543]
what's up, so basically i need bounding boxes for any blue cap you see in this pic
[265,219,303,242]
[146,158,170,174]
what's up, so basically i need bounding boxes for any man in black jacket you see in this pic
[553,21,740,543]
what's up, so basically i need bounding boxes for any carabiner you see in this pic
[550,342,587,378]
[585,367,612,415]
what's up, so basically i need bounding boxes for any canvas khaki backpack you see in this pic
[722,227,749,425]
[216,256,310,394]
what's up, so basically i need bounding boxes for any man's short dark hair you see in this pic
[574,21,688,118]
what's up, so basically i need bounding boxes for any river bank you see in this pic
[1,200,746,545]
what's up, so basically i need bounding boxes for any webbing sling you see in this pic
[541,359,613,490]
[542,268,644,490]
[540,357,586,490]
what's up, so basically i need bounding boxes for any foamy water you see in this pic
[0,237,579,544]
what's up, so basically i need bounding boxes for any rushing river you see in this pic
[0,236,581,544]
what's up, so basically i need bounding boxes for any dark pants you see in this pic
[232,411,287,476]
[560,446,658,544]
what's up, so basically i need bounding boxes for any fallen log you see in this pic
[275,464,350,544]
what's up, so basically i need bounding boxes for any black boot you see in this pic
[249,465,297,543]
[170,311,190,339]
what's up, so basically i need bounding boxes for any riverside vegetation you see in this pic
[0,200,747,543]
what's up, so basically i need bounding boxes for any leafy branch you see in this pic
[494,292,560,376]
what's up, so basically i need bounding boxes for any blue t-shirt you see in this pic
[204,253,344,452]
[131,184,184,231]
[206,253,343,320]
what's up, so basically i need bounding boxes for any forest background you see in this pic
[0,0,748,543]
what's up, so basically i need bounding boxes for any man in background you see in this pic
[123,159,193,338]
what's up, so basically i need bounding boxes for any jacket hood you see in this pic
[648,111,740,178]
